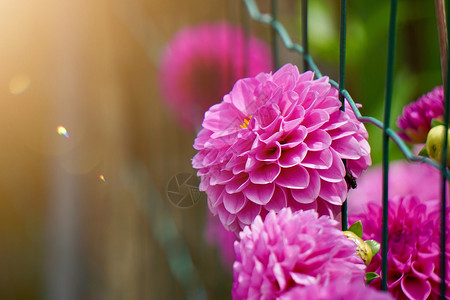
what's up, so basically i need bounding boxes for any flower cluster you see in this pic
[193,64,371,232]
[350,193,450,299]
[348,160,445,214]
[159,22,272,130]
[232,208,366,299]
[182,41,449,298]
[396,86,444,143]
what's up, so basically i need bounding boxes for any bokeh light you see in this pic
[56,125,69,138]
[9,74,31,95]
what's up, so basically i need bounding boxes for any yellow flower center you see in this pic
[240,116,252,129]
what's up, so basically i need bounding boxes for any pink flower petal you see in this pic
[206,185,224,208]
[315,198,341,217]
[273,263,287,290]
[210,170,234,185]
[316,149,346,183]
[222,192,247,214]
[400,275,431,300]
[255,142,281,162]
[300,148,333,169]
[230,78,260,116]
[318,180,347,205]
[258,130,283,144]
[245,156,262,172]
[327,121,357,140]
[297,70,314,82]
[203,102,243,134]
[298,89,319,111]
[279,126,307,149]
[279,144,308,168]
[218,204,237,226]
[304,129,332,151]
[287,196,318,212]
[302,109,330,131]
[225,173,250,193]
[236,201,262,224]
[291,169,320,203]
[411,260,434,280]
[321,110,349,131]
[275,165,310,189]
[387,270,404,288]
[332,136,362,159]
[264,186,287,211]
[249,163,281,184]
[229,135,254,156]
[282,109,305,133]
[255,106,279,130]
[226,155,246,170]
[243,182,275,205]
[315,95,341,113]
[290,272,319,286]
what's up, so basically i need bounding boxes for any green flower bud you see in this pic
[425,125,450,166]
[343,231,373,265]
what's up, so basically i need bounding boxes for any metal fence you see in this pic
[242,0,448,297]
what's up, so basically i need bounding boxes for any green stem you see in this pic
[436,0,448,94]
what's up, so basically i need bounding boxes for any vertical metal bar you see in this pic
[241,0,249,77]
[381,0,398,291]
[301,0,309,71]
[436,0,448,96]
[225,0,234,102]
[434,7,448,294]
[440,2,449,298]
[338,0,348,231]
[46,1,85,299]
[440,97,448,300]
[271,0,280,70]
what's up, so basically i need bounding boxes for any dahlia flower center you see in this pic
[240,116,252,129]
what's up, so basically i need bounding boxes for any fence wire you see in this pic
[243,0,448,296]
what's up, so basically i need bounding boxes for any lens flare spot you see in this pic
[57,125,69,138]
[9,74,31,95]
[99,174,106,182]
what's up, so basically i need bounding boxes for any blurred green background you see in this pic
[0,0,441,299]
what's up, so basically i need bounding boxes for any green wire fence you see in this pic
[242,0,448,297]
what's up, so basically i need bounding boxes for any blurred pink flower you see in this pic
[348,160,446,214]
[349,195,450,300]
[397,86,444,143]
[193,63,371,232]
[279,279,394,300]
[204,213,236,269]
[232,208,366,299]
[159,22,272,130]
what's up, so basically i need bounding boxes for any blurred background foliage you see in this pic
[0,0,441,299]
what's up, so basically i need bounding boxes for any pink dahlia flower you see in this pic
[348,160,447,214]
[159,22,272,130]
[349,195,450,300]
[279,279,394,300]
[204,213,236,268]
[397,86,444,143]
[232,208,366,299]
[193,63,371,232]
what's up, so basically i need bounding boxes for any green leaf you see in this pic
[365,240,380,257]
[418,145,429,157]
[431,118,445,128]
[348,220,363,239]
[365,272,380,284]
